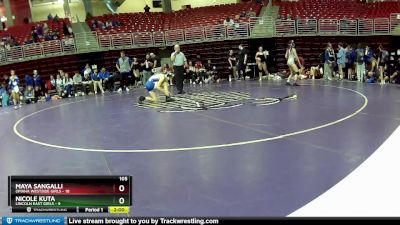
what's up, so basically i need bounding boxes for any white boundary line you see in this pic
[12,85,368,153]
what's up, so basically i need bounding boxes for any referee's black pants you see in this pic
[174,65,184,93]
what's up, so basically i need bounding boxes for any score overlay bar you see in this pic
[8,176,132,213]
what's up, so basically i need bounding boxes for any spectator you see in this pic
[73,72,84,96]
[34,86,45,101]
[150,53,161,73]
[346,45,356,80]
[224,17,235,28]
[55,74,63,95]
[377,45,389,84]
[142,54,153,86]
[91,68,105,94]
[365,45,376,74]
[82,70,94,95]
[62,73,74,98]
[337,42,346,80]
[0,83,10,107]
[47,13,53,21]
[237,44,248,80]
[99,67,113,92]
[31,26,39,43]
[388,58,400,84]
[24,85,36,104]
[144,5,150,13]
[43,23,49,35]
[82,63,92,77]
[116,51,132,92]
[355,43,366,82]
[54,14,59,22]
[49,75,56,90]
[132,58,140,86]
[105,21,113,29]
[37,24,44,37]
[24,74,34,88]
[32,70,43,89]
[24,38,34,45]
[324,42,335,80]
[228,50,238,81]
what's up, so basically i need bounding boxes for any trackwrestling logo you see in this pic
[136,91,296,112]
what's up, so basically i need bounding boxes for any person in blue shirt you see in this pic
[355,43,365,82]
[8,70,22,110]
[91,68,104,94]
[25,74,34,87]
[33,70,44,90]
[337,43,346,80]
[99,67,113,92]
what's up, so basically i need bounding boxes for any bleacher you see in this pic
[89,2,262,34]
[278,0,400,19]
[0,18,71,45]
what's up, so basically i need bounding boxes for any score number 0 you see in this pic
[117,176,129,205]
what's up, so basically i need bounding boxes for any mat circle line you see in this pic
[13,85,368,153]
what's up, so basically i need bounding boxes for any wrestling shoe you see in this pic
[138,96,145,104]
[165,96,175,102]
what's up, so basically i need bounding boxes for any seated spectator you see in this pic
[105,21,113,29]
[34,86,45,101]
[61,73,74,98]
[48,75,56,91]
[36,24,44,37]
[205,66,220,84]
[83,70,94,95]
[43,23,49,35]
[91,68,104,94]
[310,65,323,79]
[73,72,85,96]
[82,63,92,77]
[31,27,39,43]
[24,38,34,45]
[111,19,119,27]
[387,58,400,84]
[99,67,113,92]
[224,17,235,28]
[24,85,36,104]
[55,74,63,95]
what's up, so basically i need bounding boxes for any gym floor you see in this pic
[0,80,399,216]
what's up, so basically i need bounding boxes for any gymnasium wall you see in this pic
[30,0,110,22]
[117,0,239,13]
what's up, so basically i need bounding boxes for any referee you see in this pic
[171,45,187,94]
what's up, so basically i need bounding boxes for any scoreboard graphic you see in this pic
[8,176,132,213]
